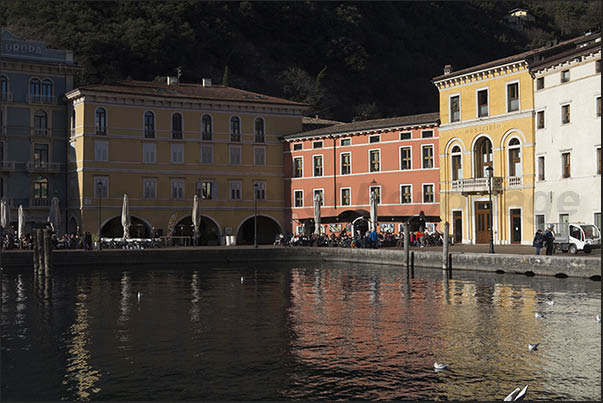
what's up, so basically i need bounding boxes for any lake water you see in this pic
[1,262,600,401]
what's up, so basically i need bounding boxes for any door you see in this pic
[453,211,462,243]
[475,201,491,244]
[510,209,521,244]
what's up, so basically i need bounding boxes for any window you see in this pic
[313,155,323,176]
[474,137,492,178]
[171,143,184,163]
[34,110,48,135]
[143,143,156,163]
[596,60,601,74]
[477,89,488,117]
[201,115,212,140]
[230,116,240,142]
[561,152,571,178]
[30,78,40,96]
[369,186,381,204]
[293,143,302,151]
[535,214,545,231]
[70,109,76,134]
[595,213,601,231]
[95,108,107,135]
[561,69,570,83]
[400,132,411,140]
[201,144,213,164]
[93,176,108,198]
[561,104,570,124]
[171,179,185,200]
[254,182,266,200]
[422,145,434,169]
[423,184,434,203]
[421,130,433,138]
[33,176,48,199]
[144,111,155,138]
[341,152,351,175]
[313,141,323,149]
[94,140,108,161]
[401,185,412,204]
[294,190,304,207]
[400,147,411,170]
[559,213,569,224]
[143,178,157,199]
[507,82,519,112]
[537,156,545,181]
[597,97,601,117]
[33,143,49,167]
[597,147,601,174]
[369,135,380,143]
[369,150,380,172]
[172,113,183,139]
[313,189,323,206]
[254,147,265,165]
[536,77,544,90]
[198,181,214,200]
[451,145,462,180]
[229,145,241,165]
[254,118,265,143]
[229,181,241,200]
[537,110,545,129]
[340,138,351,146]
[450,95,460,122]
[41,79,53,98]
[0,76,7,97]
[341,188,351,206]
[508,138,521,177]
[293,157,303,178]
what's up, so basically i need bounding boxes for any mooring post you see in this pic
[43,229,52,275]
[404,222,409,269]
[410,251,415,277]
[442,222,449,270]
[36,229,44,273]
[32,230,39,272]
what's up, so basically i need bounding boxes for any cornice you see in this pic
[283,123,439,143]
[434,61,529,90]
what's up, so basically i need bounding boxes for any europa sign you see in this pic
[3,42,43,55]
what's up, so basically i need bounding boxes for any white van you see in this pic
[547,222,601,254]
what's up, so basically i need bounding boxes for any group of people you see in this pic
[0,230,95,250]
[533,225,556,255]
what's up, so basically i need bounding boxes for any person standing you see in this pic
[544,225,555,255]
[533,229,544,255]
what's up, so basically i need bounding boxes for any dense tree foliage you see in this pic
[1,1,598,122]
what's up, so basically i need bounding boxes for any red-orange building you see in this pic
[282,113,441,235]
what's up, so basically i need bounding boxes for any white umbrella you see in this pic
[192,194,200,233]
[18,205,25,239]
[121,194,131,239]
[369,188,378,232]
[47,197,60,234]
[313,192,322,235]
[0,199,8,230]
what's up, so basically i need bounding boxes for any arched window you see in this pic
[41,79,53,97]
[34,110,48,135]
[230,116,240,142]
[0,76,8,99]
[254,117,265,143]
[508,138,521,177]
[172,113,183,139]
[33,176,48,200]
[201,114,212,140]
[451,145,463,181]
[95,108,107,135]
[30,78,40,95]
[474,137,493,178]
[144,111,155,138]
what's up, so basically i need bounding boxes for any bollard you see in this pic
[442,222,449,270]
[32,230,39,271]
[448,253,453,279]
[404,222,409,268]
[410,251,415,278]
[36,229,44,273]
[43,229,52,275]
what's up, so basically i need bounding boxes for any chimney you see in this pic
[167,76,179,85]
[443,64,453,75]
[202,78,212,87]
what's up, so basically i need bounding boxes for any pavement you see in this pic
[397,243,601,256]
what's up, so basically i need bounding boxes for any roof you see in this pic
[530,34,601,71]
[283,112,439,140]
[65,80,308,107]
[301,116,342,125]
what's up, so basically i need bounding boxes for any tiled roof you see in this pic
[302,116,342,125]
[66,80,308,107]
[283,112,439,140]
[530,34,601,71]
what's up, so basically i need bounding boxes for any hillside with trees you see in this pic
[1,1,599,122]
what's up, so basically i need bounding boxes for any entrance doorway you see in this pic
[510,209,521,244]
[475,201,491,244]
[453,211,462,244]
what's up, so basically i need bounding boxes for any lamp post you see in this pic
[486,166,494,254]
[97,180,103,250]
[253,183,259,248]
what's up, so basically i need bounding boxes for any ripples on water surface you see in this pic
[1,262,600,401]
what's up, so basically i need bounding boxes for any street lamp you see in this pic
[485,166,494,254]
[253,183,259,248]
[97,180,103,250]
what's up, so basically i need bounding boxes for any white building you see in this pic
[531,32,601,231]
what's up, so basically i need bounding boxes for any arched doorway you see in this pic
[352,216,369,235]
[174,215,220,245]
[100,216,151,238]
[237,215,281,245]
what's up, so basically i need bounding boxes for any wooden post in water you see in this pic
[442,222,449,270]
[448,253,453,279]
[404,222,409,269]
[32,230,39,271]
[410,251,415,277]
[36,229,44,273]
[43,229,52,274]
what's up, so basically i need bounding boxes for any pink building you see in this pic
[282,113,441,235]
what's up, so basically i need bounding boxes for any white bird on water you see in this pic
[597,315,601,323]
[545,300,554,306]
[433,362,449,371]
[137,291,142,302]
[528,343,539,352]
[535,312,545,319]
[241,276,244,284]
[504,385,528,401]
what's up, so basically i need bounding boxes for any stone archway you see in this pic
[237,215,282,245]
[174,215,220,245]
[100,216,151,238]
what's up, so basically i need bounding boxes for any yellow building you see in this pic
[433,52,539,245]
[65,78,306,244]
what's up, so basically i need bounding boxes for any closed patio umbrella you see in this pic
[369,189,378,232]
[48,197,60,234]
[121,194,131,239]
[192,194,200,233]
[313,192,322,235]
[0,199,10,231]
[18,205,25,239]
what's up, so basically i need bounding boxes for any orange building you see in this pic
[282,113,440,235]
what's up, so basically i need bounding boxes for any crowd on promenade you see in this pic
[1,230,97,250]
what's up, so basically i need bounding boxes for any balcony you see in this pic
[30,198,51,208]
[0,160,16,171]
[0,92,12,102]
[450,177,503,195]
[27,94,57,105]
[26,161,62,173]
[508,176,522,188]
[31,128,50,137]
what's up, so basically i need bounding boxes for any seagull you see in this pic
[434,362,449,371]
[137,291,142,302]
[528,343,539,352]
[597,315,600,323]
[504,385,528,401]
[545,300,554,306]
[535,312,545,319]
